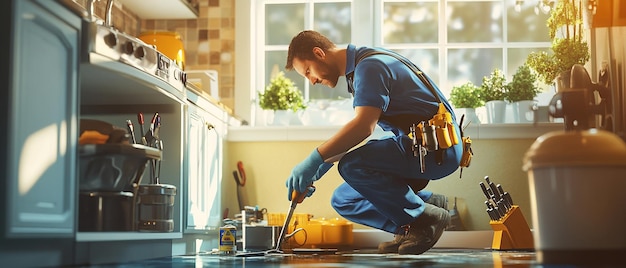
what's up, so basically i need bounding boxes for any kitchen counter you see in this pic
[226,123,564,142]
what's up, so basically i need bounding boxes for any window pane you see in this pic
[391,49,440,85]
[310,77,352,100]
[383,2,438,44]
[265,51,304,97]
[507,47,550,78]
[507,1,551,42]
[447,1,503,43]
[266,4,305,45]
[314,2,352,44]
[448,48,503,86]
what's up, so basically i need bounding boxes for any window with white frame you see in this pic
[253,0,552,120]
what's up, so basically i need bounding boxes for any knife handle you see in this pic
[489,181,501,200]
[503,192,514,206]
[479,182,491,200]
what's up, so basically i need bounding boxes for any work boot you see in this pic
[377,194,448,254]
[397,203,451,255]
[378,232,407,254]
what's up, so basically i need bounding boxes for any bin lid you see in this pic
[523,129,626,170]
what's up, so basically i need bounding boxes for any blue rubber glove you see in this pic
[285,149,328,201]
[304,162,334,198]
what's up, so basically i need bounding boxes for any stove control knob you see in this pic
[121,42,134,55]
[134,46,145,59]
[103,32,117,48]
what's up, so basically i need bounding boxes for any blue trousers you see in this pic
[331,134,462,234]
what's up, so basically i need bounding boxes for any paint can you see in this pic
[219,225,237,255]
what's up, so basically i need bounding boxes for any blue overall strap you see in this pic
[347,50,442,104]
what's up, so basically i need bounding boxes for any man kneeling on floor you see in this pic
[283,30,462,255]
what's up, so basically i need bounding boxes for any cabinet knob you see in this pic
[206,122,214,130]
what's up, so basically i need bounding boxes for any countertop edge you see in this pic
[226,123,565,142]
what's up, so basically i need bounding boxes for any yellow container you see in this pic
[267,213,353,248]
[322,218,353,246]
[139,31,186,70]
[267,213,311,227]
[299,218,353,248]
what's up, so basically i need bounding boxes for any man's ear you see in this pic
[312,47,325,59]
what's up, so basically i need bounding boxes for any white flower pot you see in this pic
[512,100,536,123]
[453,108,480,125]
[485,100,506,124]
[267,110,301,126]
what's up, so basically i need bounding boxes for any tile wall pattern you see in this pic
[141,0,236,111]
[82,0,236,111]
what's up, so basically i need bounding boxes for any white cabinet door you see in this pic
[186,104,222,231]
[6,0,79,236]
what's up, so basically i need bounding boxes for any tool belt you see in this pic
[351,50,473,176]
[406,106,473,177]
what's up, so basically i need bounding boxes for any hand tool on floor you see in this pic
[274,187,311,251]
[234,163,334,257]
[233,188,311,257]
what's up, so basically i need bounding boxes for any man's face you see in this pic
[292,48,341,88]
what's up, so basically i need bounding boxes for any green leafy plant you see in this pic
[525,0,590,85]
[479,69,507,102]
[258,71,306,112]
[505,64,541,102]
[449,82,483,109]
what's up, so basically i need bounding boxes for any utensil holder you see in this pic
[489,205,534,250]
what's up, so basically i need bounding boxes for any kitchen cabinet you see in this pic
[185,90,225,232]
[75,28,188,267]
[78,54,187,241]
[117,0,199,19]
[5,0,79,237]
[0,0,79,266]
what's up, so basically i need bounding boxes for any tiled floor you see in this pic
[80,248,617,267]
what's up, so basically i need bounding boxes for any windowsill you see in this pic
[226,122,564,142]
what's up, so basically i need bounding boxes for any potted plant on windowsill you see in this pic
[258,71,306,125]
[505,64,541,123]
[449,81,483,125]
[526,0,590,90]
[480,68,507,124]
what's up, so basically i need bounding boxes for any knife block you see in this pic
[489,205,534,250]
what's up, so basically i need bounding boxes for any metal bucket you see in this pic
[136,184,176,232]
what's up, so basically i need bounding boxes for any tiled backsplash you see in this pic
[82,0,236,112]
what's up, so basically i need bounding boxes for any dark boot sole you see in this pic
[398,210,451,255]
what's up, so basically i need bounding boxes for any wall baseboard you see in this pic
[352,229,494,250]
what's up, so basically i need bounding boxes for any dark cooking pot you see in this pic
[78,191,134,231]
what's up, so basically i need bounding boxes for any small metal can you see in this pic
[219,225,237,255]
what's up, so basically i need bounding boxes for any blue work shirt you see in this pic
[345,44,456,136]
